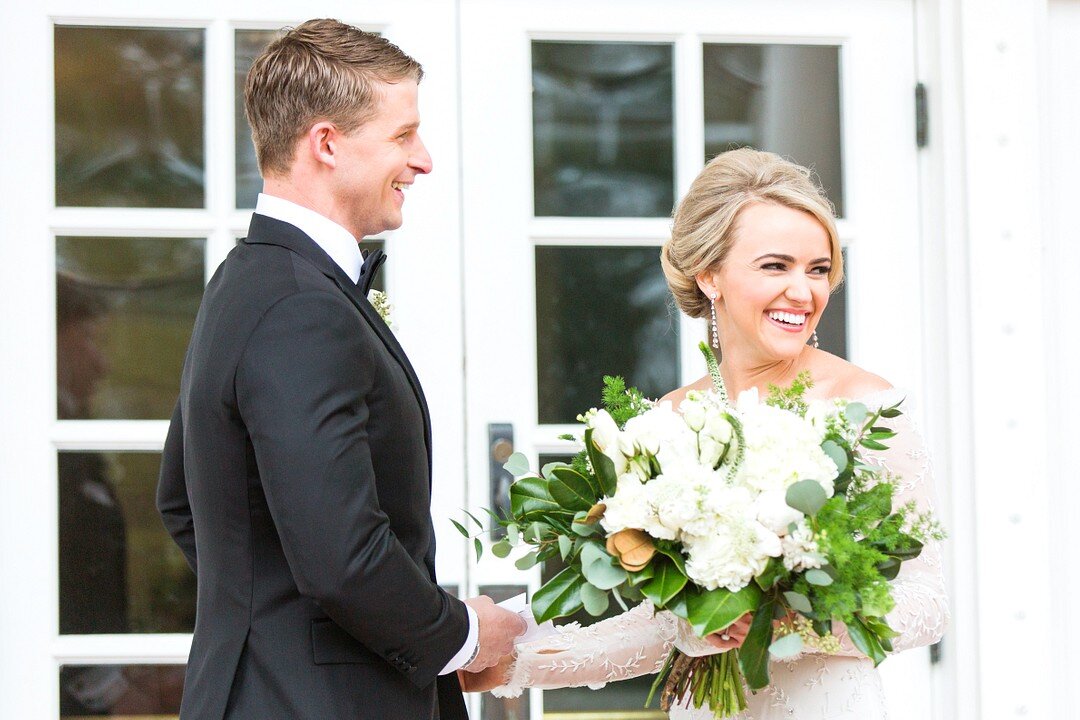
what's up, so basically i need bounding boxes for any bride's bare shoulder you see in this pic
[814,352,892,399]
[659,375,713,407]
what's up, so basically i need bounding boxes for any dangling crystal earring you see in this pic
[710,294,719,348]
[809,330,819,349]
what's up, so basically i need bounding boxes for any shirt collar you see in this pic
[254,193,364,283]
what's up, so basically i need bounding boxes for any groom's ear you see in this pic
[307,121,339,170]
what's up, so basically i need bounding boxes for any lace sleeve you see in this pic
[492,600,676,698]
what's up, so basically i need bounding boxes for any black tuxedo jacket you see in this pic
[157,214,470,719]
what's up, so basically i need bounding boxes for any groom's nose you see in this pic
[410,133,433,175]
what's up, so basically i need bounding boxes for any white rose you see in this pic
[599,473,653,534]
[588,409,628,475]
[754,488,805,535]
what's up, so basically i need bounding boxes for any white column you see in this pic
[957,1,1053,717]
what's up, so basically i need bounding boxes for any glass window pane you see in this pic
[56,237,204,420]
[60,664,184,717]
[55,26,205,208]
[532,41,674,217]
[536,247,678,424]
[235,29,279,209]
[60,452,196,634]
[703,44,844,216]
[817,249,849,358]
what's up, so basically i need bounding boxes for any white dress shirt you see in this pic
[254,193,479,675]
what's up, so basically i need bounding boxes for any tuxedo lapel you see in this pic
[243,214,434,476]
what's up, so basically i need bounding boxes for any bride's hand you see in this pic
[704,612,753,650]
[458,652,516,693]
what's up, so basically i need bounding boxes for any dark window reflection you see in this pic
[235,29,279,209]
[532,41,674,218]
[55,26,205,208]
[60,664,184,717]
[817,249,849,359]
[536,247,678,424]
[56,237,204,420]
[60,451,196,635]
[703,44,844,216]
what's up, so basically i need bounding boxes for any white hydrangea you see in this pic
[645,465,722,539]
[733,391,838,497]
[781,519,823,572]
[600,473,659,535]
[682,486,782,592]
[754,488,805,536]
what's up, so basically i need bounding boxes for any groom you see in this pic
[157,19,523,719]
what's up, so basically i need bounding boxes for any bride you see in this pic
[464,149,949,718]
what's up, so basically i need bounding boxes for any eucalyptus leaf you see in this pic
[531,566,586,623]
[580,541,610,569]
[805,569,834,586]
[491,540,512,559]
[507,523,520,546]
[786,479,828,517]
[473,537,483,562]
[783,591,813,615]
[541,460,570,480]
[558,534,573,560]
[503,451,532,477]
[581,582,610,616]
[515,551,539,570]
[583,558,628,590]
[450,519,470,538]
[860,438,889,451]
[686,585,762,636]
[821,439,848,474]
[768,633,805,659]
[844,402,868,426]
[571,521,599,537]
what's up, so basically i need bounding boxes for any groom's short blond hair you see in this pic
[244,18,423,176]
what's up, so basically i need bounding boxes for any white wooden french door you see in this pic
[459,1,931,718]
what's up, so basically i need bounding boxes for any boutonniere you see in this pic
[367,289,396,329]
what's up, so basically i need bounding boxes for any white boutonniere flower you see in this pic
[367,289,395,329]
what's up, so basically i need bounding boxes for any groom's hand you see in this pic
[463,596,527,671]
[458,652,515,692]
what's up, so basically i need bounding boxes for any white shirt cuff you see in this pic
[439,605,479,675]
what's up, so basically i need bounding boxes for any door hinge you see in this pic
[915,82,929,149]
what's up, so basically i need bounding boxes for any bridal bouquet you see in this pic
[493,345,942,718]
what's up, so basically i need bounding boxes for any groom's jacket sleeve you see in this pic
[235,289,468,688]
[158,400,198,573]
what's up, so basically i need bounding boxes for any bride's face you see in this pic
[702,201,833,363]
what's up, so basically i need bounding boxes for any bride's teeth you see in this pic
[769,311,807,326]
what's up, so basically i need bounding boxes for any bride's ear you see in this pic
[695,271,720,303]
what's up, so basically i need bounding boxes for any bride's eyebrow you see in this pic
[752,254,831,264]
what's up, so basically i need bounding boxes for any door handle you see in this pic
[488,423,514,539]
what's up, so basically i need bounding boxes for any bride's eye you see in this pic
[810,265,831,275]
[761,262,786,271]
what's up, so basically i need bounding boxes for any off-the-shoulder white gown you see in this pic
[493,391,949,719]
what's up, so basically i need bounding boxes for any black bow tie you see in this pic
[357,248,386,295]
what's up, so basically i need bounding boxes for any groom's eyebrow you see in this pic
[394,121,420,133]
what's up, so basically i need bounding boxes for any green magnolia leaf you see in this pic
[820,439,848,474]
[783,591,813,615]
[641,558,688,607]
[491,540,512,559]
[515,551,540,570]
[786,479,828,517]
[667,591,690,621]
[738,599,775,690]
[474,537,483,562]
[686,585,762,636]
[584,428,618,496]
[653,543,688,575]
[507,523,520,546]
[510,476,561,520]
[876,557,901,580]
[583,557,628,590]
[503,452,532,477]
[532,566,587,623]
[628,563,655,586]
[805,569,833,586]
[768,633,804,659]
[581,582,611,616]
[844,402,868,426]
[558,534,573,560]
[541,460,570,480]
[450,519,470,538]
[845,615,887,666]
[549,466,597,512]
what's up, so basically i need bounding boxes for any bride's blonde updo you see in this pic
[660,148,844,319]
